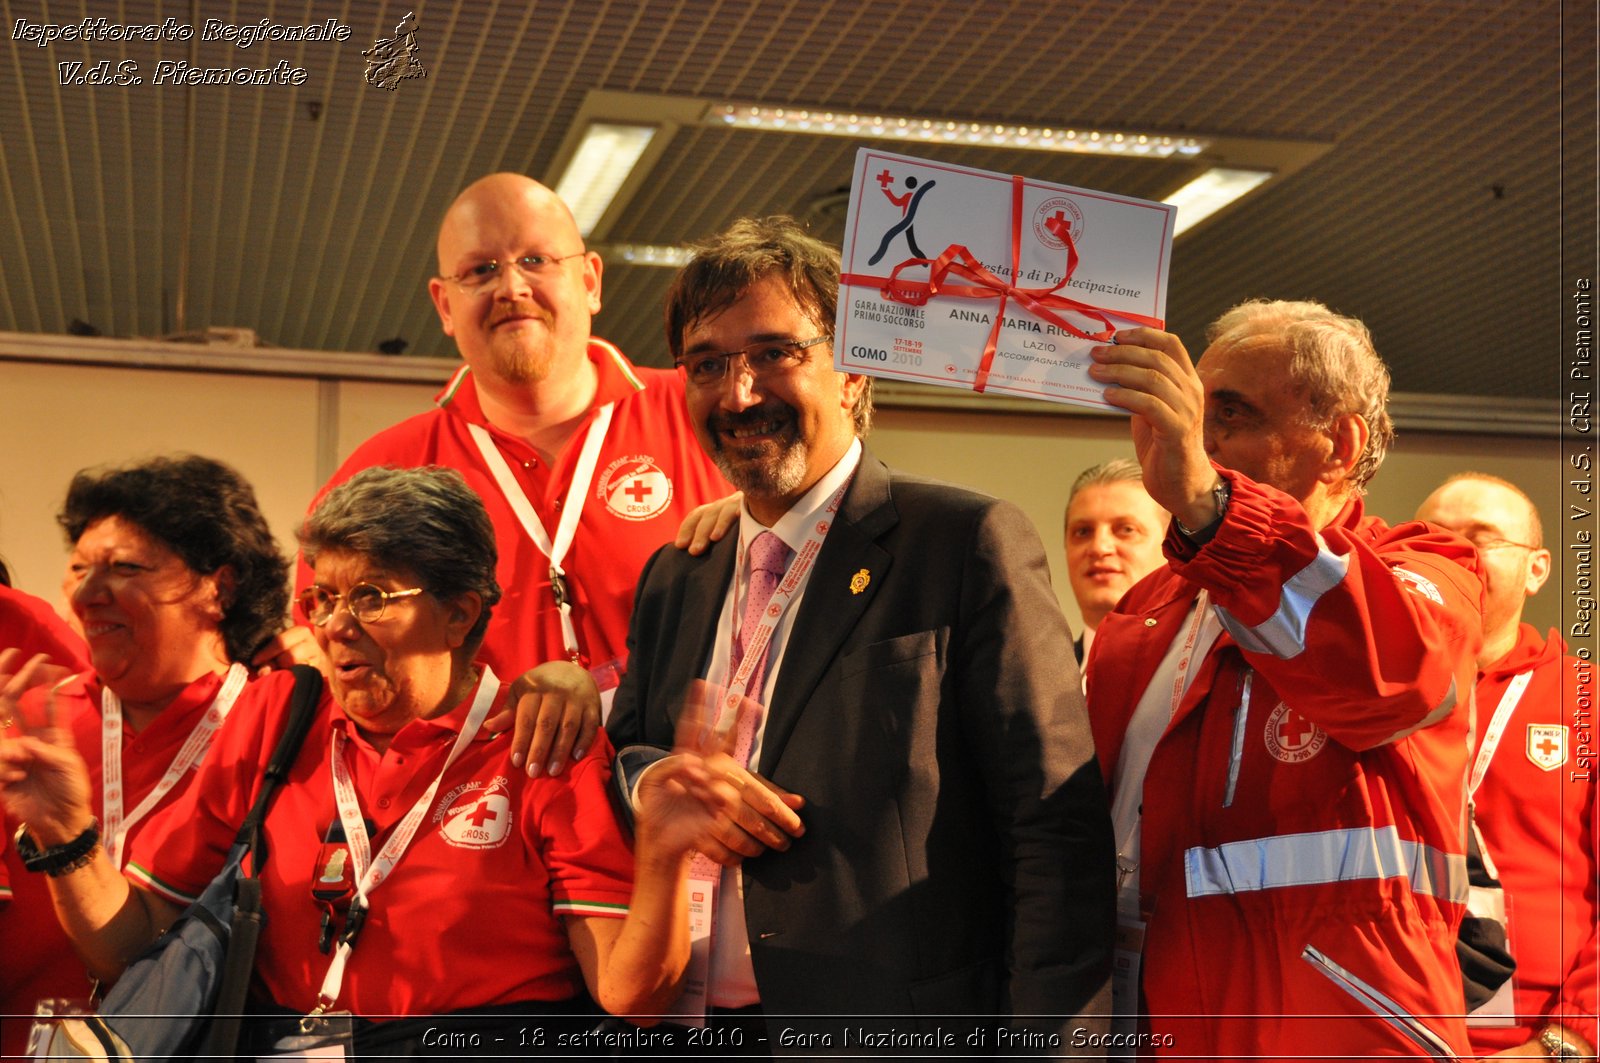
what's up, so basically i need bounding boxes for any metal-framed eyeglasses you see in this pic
[1467,535,1541,553]
[675,335,830,388]
[437,252,587,294]
[296,583,425,626]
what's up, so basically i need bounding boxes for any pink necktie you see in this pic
[684,532,791,881]
[734,531,792,714]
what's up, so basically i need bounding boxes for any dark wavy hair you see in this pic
[58,455,290,662]
[665,215,872,436]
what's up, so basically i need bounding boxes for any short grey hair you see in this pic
[300,466,502,652]
[1205,299,1395,493]
[1065,458,1144,526]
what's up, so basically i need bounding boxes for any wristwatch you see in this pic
[1174,477,1232,542]
[14,818,101,877]
[1539,1025,1589,1061]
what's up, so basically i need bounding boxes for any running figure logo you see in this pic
[867,168,937,266]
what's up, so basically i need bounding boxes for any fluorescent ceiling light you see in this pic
[551,123,657,237]
[1164,168,1273,236]
[708,103,1207,157]
[593,243,693,268]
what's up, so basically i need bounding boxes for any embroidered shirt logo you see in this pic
[435,776,513,849]
[1264,702,1328,763]
[597,456,674,522]
[1391,566,1444,605]
[1527,724,1568,771]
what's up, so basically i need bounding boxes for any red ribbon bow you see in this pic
[842,173,1164,393]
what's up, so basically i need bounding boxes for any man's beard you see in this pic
[489,336,552,386]
[485,303,555,385]
[708,403,809,501]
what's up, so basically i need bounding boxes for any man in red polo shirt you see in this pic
[296,175,729,771]
[1417,473,1597,1062]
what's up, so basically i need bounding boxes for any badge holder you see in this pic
[263,1010,354,1061]
[1111,866,1146,1052]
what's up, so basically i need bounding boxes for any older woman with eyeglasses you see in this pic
[0,454,287,1059]
[0,465,707,1053]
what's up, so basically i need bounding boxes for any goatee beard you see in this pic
[714,442,808,500]
[709,404,808,501]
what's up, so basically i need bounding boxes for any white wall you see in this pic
[0,356,1560,635]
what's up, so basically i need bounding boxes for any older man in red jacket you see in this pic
[1086,300,1483,1060]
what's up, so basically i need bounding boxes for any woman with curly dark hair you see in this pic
[0,454,289,1051]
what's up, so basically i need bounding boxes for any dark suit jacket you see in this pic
[609,452,1114,1051]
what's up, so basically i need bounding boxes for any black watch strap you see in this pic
[15,818,101,876]
[1174,477,1232,544]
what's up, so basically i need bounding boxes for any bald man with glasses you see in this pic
[1416,474,1597,1062]
[291,174,730,774]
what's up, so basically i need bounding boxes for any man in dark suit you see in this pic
[608,217,1114,1054]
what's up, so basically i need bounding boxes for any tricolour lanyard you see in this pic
[1468,670,1533,798]
[100,662,248,868]
[313,666,499,1012]
[467,403,615,662]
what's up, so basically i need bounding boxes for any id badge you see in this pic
[1465,885,1516,1028]
[1111,911,1146,1050]
[1467,976,1517,1027]
[667,872,717,1029]
[262,1010,354,1061]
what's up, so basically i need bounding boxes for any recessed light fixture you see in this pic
[550,123,659,237]
[707,103,1208,158]
[592,243,695,268]
[1164,167,1274,236]
[544,91,1330,245]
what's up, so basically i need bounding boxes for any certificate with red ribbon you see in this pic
[836,148,1175,409]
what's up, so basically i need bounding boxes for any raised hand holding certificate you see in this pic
[835,148,1176,410]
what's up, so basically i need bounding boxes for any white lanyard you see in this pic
[100,663,248,868]
[467,403,615,661]
[714,481,848,727]
[314,666,499,1011]
[1468,670,1533,797]
[1115,591,1212,885]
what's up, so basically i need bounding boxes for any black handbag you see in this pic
[34,664,323,1062]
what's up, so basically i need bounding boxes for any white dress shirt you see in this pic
[703,437,862,1007]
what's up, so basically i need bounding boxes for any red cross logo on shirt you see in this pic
[1265,702,1327,763]
[1527,724,1567,771]
[465,801,499,828]
[624,479,653,504]
[1277,712,1316,749]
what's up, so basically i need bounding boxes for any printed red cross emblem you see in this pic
[1050,209,1069,227]
[1536,735,1560,758]
[1277,712,1315,747]
[876,168,894,189]
[624,479,653,503]
[466,801,499,828]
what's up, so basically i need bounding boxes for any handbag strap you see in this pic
[205,664,323,1056]
[233,664,324,869]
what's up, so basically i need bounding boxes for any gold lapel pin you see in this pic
[850,568,870,595]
